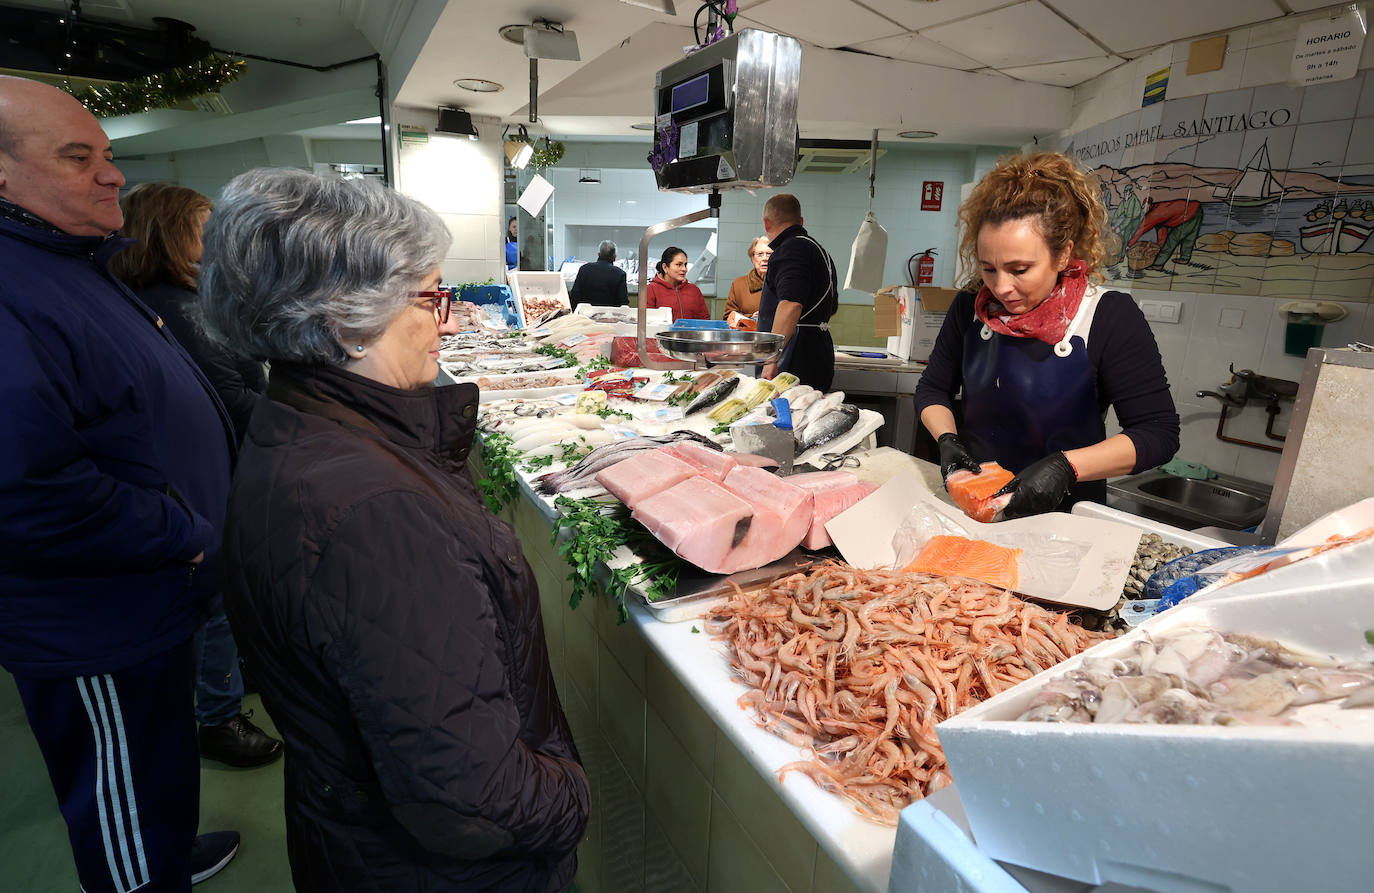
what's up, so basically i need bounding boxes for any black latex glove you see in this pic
[997,452,1078,520]
[936,432,982,490]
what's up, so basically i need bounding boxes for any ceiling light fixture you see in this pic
[454,78,503,93]
[897,130,939,139]
[504,124,534,169]
[617,0,678,13]
[436,107,479,140]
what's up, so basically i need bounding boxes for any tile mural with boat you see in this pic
[1052,74,1374,300]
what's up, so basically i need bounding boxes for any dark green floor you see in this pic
[0,671,294,892]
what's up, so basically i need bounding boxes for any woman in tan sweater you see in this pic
[723,235,771,327]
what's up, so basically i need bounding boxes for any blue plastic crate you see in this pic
[456,284,510,306]
[665,319,730,331]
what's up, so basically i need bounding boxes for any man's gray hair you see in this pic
[199,168,451,364]
[597,240,616,262]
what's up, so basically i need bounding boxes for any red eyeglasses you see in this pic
[408,289,452,324]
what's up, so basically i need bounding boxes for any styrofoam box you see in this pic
[936,536,1374,893]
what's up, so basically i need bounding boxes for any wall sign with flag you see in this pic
[1143,66,1169,106]
[920,181,943,211]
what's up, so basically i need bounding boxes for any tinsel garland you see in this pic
[61,54,246,118]
[509,134,565,169]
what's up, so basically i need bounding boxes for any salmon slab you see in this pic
[594,449,698,505]
[903,534,1022,590]
[946,462,1014,523]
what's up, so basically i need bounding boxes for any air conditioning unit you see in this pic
[795,139,885,175]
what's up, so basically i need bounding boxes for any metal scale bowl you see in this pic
[655,329,783,366]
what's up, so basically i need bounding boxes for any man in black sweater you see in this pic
[569,240,628,308]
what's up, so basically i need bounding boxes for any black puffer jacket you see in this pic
[222,362,587,892]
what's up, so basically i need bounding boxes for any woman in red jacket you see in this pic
[644,246,709,320]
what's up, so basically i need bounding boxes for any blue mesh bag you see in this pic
[1144,546,1266,612]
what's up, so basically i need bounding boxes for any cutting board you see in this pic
[825,471,1138,611]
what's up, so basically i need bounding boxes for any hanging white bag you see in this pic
[844,210,888,293]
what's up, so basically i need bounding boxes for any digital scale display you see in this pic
[670,73,711,115]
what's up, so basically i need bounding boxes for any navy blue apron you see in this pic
[960,289,1109,507]
[775,234,836,391]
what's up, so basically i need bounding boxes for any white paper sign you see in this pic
[517,173,555,217]
[679,121,699,159]
[1292,8,1367,85]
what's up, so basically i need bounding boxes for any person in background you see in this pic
[109,182,283,770]
[724,235,770,329]
[913,151,1180,518]
[199,168,588,892]
[0,75,240,890]
[759,194,838,390]
[569,238,628,308]
[644,245,709,321]
[505,215,518,270]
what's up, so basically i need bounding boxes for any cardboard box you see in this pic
[936,534,1374,893]
[885,286,959,362]
[912,286,958,363]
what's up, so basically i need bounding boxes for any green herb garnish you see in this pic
[595,406,633,421]
[691,625,700,634]
[558,436,594,465]
[551,496,681,621]
[476,433,519,513]
[520,454,555,471]
[534,343,579,367]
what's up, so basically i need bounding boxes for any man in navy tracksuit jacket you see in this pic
[0,77,238,891]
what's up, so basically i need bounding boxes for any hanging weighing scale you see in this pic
[637,28,801,368]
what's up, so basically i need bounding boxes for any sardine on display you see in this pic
[685,374,741,415]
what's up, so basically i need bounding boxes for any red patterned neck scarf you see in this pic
[974,258,1089,345]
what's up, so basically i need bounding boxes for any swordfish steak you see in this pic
[632,479,754,572]
[715,466,813,573]
[786,471,879,550]
[594,448,698,505]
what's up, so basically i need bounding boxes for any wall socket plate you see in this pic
[1140,299,1182,324]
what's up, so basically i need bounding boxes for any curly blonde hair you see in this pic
[956,151,1108,290]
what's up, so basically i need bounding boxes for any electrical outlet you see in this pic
[1158,300,1181,324]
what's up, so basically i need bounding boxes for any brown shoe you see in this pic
[199,711,283,768]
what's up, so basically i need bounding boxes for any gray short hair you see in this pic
[198,167,451,364]
[597,240,616,262]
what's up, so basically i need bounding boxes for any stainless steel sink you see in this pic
[1107,468,1271,531]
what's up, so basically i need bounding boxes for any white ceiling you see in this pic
[4,0,1350,146]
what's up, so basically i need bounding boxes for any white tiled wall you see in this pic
[396,116,505,286]
[1068,12,1374,488]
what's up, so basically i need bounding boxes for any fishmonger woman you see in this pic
[913,152,1179,519]
[200,168,588,892]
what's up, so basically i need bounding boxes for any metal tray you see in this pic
[656,329,784,366]
[638,549,822,622]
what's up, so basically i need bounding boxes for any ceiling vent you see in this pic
[795,139,886,175]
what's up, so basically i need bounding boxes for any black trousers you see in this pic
[13,640,200,893]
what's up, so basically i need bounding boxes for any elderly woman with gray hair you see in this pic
[199,168,588,892]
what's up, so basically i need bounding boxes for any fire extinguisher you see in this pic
[909,248,937,286]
